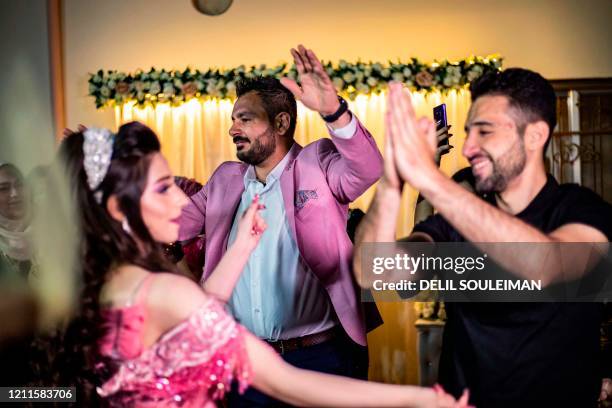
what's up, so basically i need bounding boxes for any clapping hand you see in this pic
[385,82,443,191]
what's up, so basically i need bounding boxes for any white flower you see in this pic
[326,67,334,76]
[160,71,170,81]
[372,63,383,72]
[92,74,102,83]
[162,82,175,96]
[133,81,146,92]
[206,82,216,95]
[356,82,370,93]
[391,72,404,82]
[402,67,412,78]
[226,81,236,93]
[149,81,161,95]
[342,72,355,83]
[366,77,378,87]
[195,80,205,91]
[339,60,348,69]
[364,67,372,77]
[150,71,160,80]
[215,79,225,90]
[355,70,364,82]
[467,70,480,82]
[332,77,344,90]
[88,83,98,94]
[467,65,483,81]
[109,72,118,82]
[100,86,111,97]
[264,68,274,76]
[443,76,453,87]
[173,78,183,88]
[207,87,220,98]
[107,80,116,89]
[381,68,391,78]
[141,73,149,81]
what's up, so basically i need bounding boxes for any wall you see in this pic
[63,0,612,130]
[0,0,55,172]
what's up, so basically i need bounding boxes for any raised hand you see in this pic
[235,195,267,252]
[280,45,343,118]
[386,82,441,191]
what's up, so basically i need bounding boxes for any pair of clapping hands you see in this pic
[382,82,453,193]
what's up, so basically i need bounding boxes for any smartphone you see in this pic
[433,103,449,146]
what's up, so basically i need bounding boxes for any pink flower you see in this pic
[115,82,130,95]
[182,82,198,98]
[415,71,434,87]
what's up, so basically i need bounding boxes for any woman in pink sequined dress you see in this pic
[58,122,469,407]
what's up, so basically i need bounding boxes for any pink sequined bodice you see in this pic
[96,276,251,407]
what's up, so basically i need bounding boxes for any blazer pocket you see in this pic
[295,189,319,219]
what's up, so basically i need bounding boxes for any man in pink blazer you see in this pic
[179,45,383,406]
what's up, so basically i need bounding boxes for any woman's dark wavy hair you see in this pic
[40,121,177,405]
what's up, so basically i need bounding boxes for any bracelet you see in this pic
[320,96,349,123]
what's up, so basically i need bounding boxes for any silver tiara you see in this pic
[83,128,114,203]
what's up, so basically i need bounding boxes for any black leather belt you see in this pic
[266,327,339,355]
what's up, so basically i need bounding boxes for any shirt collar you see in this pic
[244,143,298,187]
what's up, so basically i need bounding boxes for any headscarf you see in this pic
[0,163,31,261]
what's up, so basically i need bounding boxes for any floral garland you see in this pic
[88,55,502,108]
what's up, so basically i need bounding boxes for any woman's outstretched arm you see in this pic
[245,331,467,408]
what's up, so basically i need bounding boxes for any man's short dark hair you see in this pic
[470,68,557,154]
[236,77,297,139]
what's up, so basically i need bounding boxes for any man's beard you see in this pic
[474,136,527,194]
[235,129,276,166]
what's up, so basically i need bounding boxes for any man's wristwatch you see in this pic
[320,96,349,123]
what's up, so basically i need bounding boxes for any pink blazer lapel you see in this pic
[280,143,302,242]
[204,166,246,281]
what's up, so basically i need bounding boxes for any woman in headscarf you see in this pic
[0,162,33,280]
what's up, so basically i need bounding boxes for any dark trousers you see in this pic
[227,332,369,407]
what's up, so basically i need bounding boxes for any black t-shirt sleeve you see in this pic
[557,185,612,242]
[412,214,456,242]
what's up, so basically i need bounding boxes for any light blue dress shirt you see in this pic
[227,116,357,341]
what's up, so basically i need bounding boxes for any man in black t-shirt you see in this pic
[354,70,612,407]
